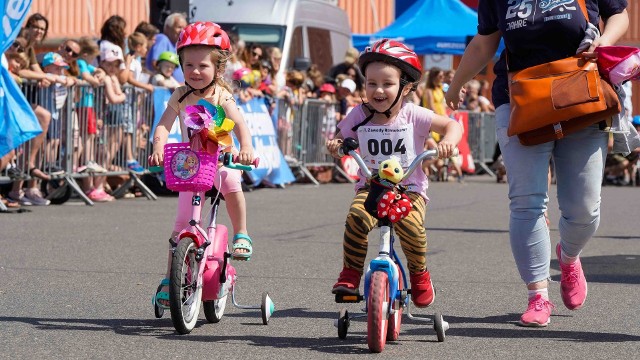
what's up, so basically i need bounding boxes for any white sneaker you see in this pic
[86,161,108,173]
[23,188,51,206]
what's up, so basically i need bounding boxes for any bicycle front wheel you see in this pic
[169,238,203,334]
[367,271,389,353]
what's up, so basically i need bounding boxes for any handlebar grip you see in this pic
[233,155,260,168]
[148,165,164,173]
[452,148,460,157]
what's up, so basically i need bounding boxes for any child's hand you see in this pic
[149,151,164,167]
[436,140,456,159]
[326,138,344,158]
[236,146,255,165]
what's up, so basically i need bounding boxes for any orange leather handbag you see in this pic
[507,0,621,146]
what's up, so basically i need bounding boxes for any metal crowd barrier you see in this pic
[277,98,353,185]
[0,80,157,206]
[466,111,497,177]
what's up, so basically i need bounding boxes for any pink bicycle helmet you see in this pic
[177,21,230,51]
[358,39,422,82]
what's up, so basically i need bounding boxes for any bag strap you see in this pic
[506,0,590,71]
[576,0,589,24]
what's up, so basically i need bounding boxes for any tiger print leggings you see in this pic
[343,190,427,274]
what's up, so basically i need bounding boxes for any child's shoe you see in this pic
[23,188,50,206]
[519,293,555,327]
[127,159,145,174]
[331,267,361,295]
[556,243,588,310]
[410,270,435,307]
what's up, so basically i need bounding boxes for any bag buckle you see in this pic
[553,123,564,139]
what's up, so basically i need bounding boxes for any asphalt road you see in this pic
[1,177,639,359]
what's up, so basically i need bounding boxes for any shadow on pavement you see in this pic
[551,254,640,285]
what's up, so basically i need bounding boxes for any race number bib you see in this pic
[357,124,416,169]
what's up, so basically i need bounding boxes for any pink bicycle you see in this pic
[151,142,274,334]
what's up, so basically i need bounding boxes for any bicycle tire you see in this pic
[367,271,389,353]
[203,295,227,323]
[386,265,403,341]
[169,238,202,334]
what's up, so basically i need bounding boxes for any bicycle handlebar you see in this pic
[147,153,259,173]
[338,137,458,181]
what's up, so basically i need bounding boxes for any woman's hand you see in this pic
[445,86,466,111]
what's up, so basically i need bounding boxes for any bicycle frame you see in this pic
[340,138,440,313]
[175,189,235,302]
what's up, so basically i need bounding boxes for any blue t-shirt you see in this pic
[77,58,96,108]
[145,33,184,83]
[477,0,627,107]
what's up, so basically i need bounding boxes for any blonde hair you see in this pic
[78,36,99,57]
[127,32,147,50]
[7,52,28,71]
[178,45,232,94]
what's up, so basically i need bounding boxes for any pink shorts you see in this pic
[173,167,243,232]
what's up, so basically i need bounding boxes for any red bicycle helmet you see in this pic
[177,21,230,51]
[358,39,422,82]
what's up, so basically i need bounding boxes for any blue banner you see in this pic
[0,0,39,157]
[235,98,295,186]
[150,87,182,144]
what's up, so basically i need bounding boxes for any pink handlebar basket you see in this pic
[163,142,220,192]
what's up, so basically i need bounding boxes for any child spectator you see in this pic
[40,52,70,175]
[5,52,28,84]
[76,37,107,173]
[151,51,180,90]
[126,32,154,92]
[336,77,357,120]
[124,32,154,174]
[96,43,128,201]
[319,83,338,139]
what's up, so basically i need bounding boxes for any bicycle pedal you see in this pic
[335,293,363,303]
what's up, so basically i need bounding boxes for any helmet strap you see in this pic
[351,78,409,132]
[178,79,217,103]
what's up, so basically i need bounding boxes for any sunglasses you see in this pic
[65,46,79,58]
[11,42,25,53]
[252,51,262,58]
[29,25,46,32]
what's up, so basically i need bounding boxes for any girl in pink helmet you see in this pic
[325,39,463,307]
[149,21,256,308]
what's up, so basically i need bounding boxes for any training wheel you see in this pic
[261,292,275,325]
[337,308,350,339]
[434,312,448,342]
[153,284,164,319]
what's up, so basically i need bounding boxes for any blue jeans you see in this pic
[495,104,608,284]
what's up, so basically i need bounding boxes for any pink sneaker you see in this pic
[87,188,114,202]
[556,243,588,310]
[519,294,555,327]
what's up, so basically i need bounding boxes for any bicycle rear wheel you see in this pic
[367,271,389,353]
[169,238,203,334]
[203,295,227,323]
[386,265,403,341]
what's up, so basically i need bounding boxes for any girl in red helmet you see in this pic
[149,22,257,308]
[326,39,463,307]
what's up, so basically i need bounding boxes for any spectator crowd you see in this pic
[2,11,638,210]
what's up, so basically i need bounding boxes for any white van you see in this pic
[190,0,351,86]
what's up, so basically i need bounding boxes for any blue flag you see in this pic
[0,0,40,157]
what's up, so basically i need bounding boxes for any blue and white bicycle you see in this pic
[333,137,450,352]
